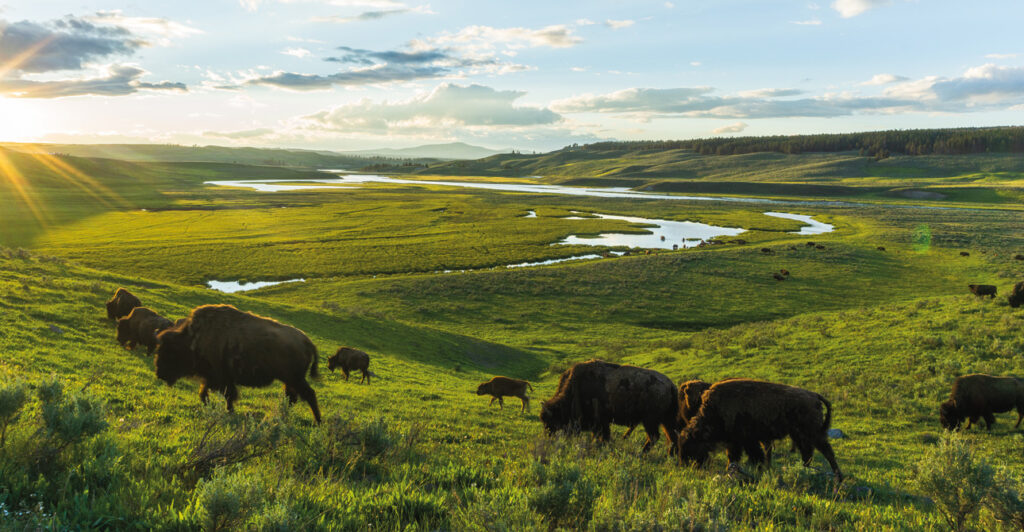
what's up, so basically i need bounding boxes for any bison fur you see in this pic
[328,347,372,384]
[116,307,173,355]
[939,374,1024,431]
[1008,282,1024,308]
[105,288,141,321]
[968,284,997,299]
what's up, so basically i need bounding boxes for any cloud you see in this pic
[831,0,890,18]
[204,128,276,139]
[0,16,144,74]
[790,19,822,25]
[324,45,450,65]
[736,88,803,98]
[0,65,186,98]
[605,19,635,30]
[245,65,450,90]
[84,11,202,46]
[282,47,312,58]
[311,4,433,23]
[986,53,1018,60]
[929,63,1024,102]
[860,73,908,86]
[241,0,407,10]
[302,83,561,133]
[425,24,583,52]
[552,88,716,114]
[712,122,748,134]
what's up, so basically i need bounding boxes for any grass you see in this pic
[2,150,1024,529]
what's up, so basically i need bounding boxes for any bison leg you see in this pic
[293,380,321,424]
[726,443,744,464]
[342,369,350,381]
[519,395,529,413]
[199,382,210,404]
[814,438,844,482]
[984,412,996,430]
[223,383,240,412]
[488,396,497,407]
[498,396,504,409]
[966,416,977,430]
[663,424,679,457]
[361,369,370,384]
[640,421,662,453]
[622,425,636,439]
[284,385,299,405]
[744,442,767,466]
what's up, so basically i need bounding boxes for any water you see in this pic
[523,210,537,218]
[206,278,305,293]
[506,251,624,268]
[763,212,834,235]
[556,212,745,249]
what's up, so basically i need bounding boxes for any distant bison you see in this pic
[1014,254,1024,261]
[154,304,321,423]
[116,307,173,355]
[1009,282,1024,308]
[877,246,886,251]
[968,284,997,299]
[772,273,786,281]
[760,248,773,254]
[677,379,843,481]
[105,288,141,321]
[940,374,1024,431]
[815,245,826,250]
[477,376,533,412]
[541,360,678,454]
[328,347,372,384]
[805,242,816,247]
[960,251,970,257]
[780,269,790,276]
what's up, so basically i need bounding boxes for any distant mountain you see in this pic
[338,142,507,160]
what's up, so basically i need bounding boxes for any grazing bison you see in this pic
[678,380,713,424]
[327,347,372,384]
[116,307,173,355]
[105,288,141,321]
[780,269,790,276]
[760,248,773,254]
[1009,282,1024,308]
[154,304,321,423]
[960,251,971,257]
[541,360,678,454]
[877,246,886,251]
[940,374,1024,431]
[805,242,816,247]
[476,376,533,412]
[677,379,843,481]
[815,244,826,250]
[968,284,997,299]
[772,273,786,281]
[1014,254,1024,261]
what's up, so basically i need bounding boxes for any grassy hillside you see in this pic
[3,248,1024,529]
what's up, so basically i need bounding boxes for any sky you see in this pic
[1,0,1023,151]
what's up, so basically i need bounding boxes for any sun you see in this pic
[0,97,51,142]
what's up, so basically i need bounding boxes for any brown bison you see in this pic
[877,246,886,251]
[476,376,533,412]
[772,273,786,281]
[940,374,1024,431]
[1009,282,1024,308]
[327,347,372,384]
[116,307,173,355]
[678,380,713,425]
[815,244,826,250]
[677,379,843,481]
[154,304,321,423]
[105,288,141,321]
[968,284,997,299]
[1014,254,1024,261]
[780,269,790,276]
[960,251,970,257]
[760,248,773,254]
[805,242,816,247]
[540,360,678,454]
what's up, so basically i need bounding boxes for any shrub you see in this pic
[0,380,28,447]
[915,432,995,531]
[527,460,599,530]
[189,468,266,531]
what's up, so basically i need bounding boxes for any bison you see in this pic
[877,246,886,251]
[677,379,843,481]
[678,380,713,425]
[780,269,790,276]
[1014,254,1024,261]
[327,347,372,384]
[940,374,1024,431]
[154,304,321,423]
[540,360,678,454]
[116,307,173,354]
[105,288,141,321]
[476,376,533,412]
[815,244,826,250]
[772,273,786,281]
[761,248,773,254]
[805,242,816,247]
[1009,282,1024,308]
[960,251,971,257]
[968,284,997,299]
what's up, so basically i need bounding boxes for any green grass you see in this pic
[3,151,1024,529]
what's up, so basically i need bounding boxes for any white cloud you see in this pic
[791,19,822,25]
[690,61,702,67]
[664,2,675,8]
[831,0,890,18]
[311,4,434,23]
[426,24,583,52]
[712,122,748,134]
[282,47,312,58]
[575,18,596,26]
[85,11,202,46]
[605,19,635,30]
[986,53,1018,60]
[860,73,908,86]
[241,0,407,10]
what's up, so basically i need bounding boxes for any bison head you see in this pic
[475,382,491,396]
[939,400,963,430]
[540,400,571,435]
[106,300,117,320]
[115,317,132,347]
[154,326,197,386]
[676,426,714,465]
[327,352,341,372]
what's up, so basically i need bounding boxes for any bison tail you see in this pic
[820,394,833,430]
[527,382,534,392]
[308,342,320,379]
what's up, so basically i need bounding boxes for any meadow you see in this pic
[2,146,1024,530]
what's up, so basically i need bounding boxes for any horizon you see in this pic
[2,1,1024,151]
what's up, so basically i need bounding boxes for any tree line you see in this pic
[570,127,1024,158]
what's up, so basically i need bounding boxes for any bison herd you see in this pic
[105,284,1024,482]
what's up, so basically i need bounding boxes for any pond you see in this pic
[556,212,745,250]
[763,212,833,235]
[206,278,305,293]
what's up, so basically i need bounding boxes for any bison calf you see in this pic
[968,284,997,299]
[477,376,533,412]
[1008,282,1024,308]
[940,374,1024,431]
[328,347,372,384]
[541,360,678,454]
[106,287,141,321]
[677,379,843,482]
[116,307,173,354]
